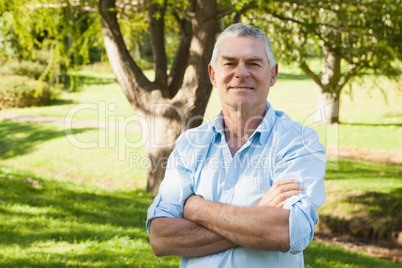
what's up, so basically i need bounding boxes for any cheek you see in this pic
[217,87,226,99]
[217,70,232,82]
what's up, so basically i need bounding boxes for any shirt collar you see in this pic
[211,101,276,145]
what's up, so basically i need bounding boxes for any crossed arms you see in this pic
[149,179,303,257]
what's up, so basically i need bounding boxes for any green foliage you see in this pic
[4,60,47,79]
[0,75,58,110]
[248,0,401,78]
[0,0,103,76]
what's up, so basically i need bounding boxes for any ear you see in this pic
[270,64,278,87]
[208,64,217,87]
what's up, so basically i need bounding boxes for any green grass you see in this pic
[205,71,402,152]
[320,159,402,240]
[3,64,401,152]
[0,120,147,190]
[0,164,400,267]
[4,83,135,122]
[0,118,400,266]
[0,164,180,267]
[3,67,155,122]
[1,64,401,266]
[304,241,400,268]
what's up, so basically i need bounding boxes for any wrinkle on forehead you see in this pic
[220,55,265,62]
[217,36,269,65]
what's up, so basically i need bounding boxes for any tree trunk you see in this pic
[315,88,339,124]
[137,106,187,195]
[99,0,217,195]
[315,46,341,124]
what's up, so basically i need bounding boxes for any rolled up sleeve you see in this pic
[284,196,319,253]
[146,149,195,233]
[274,127,326,253]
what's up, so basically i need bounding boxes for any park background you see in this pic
[0,0,401,267]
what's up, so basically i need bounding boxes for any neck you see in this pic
[222,102,266,156]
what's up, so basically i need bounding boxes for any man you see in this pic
[146,23,326,267]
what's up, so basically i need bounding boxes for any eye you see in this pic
[249,62,261,67]
[224,62,235,66]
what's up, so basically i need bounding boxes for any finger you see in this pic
[272,179,299,186]
[270,190,303,206]
[269,179,300,192]
[275,199,287,208]
[267,184,302,200]
[260,182,302,204]
[259,189,302,207]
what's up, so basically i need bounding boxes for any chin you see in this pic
[228,100,256,109]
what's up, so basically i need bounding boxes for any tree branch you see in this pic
[149,1,168,90]
[216,7,235,19]
[167,0,195,98]
[338,63,359,90]
[216,2,258,19]
[232,12,241,23]
[173,0,217,127]
[98,0,156,104]
[171,10,182,24]
[29,1,150,12]
[300,60,324,88]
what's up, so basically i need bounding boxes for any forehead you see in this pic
[217,36,268,62]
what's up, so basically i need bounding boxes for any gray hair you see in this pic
[209,23,277,69]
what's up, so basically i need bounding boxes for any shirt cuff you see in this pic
[283,195,317,254]
[146,194,184,234]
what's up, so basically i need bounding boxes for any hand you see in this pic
[183,195,204,222]
[257,179,303,208]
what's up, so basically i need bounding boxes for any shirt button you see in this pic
[226,184,231,189]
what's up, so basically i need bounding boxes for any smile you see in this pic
[229,86,254,90]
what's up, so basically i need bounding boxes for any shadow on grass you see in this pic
[0,258,179,268]
[338,188,402,241]
[0,164,398,267]
[77,75,116,86]
[277,72,310,80]
[305,241,400,268]
[0,165,182,267]
[325,159,402,181]
[350,188,402,219]
[64,74,116,90]
[0,121,91,159]
[0,167,150,247]
[321,159,402,246]
[44,98,78,106]
[340,122,402,127]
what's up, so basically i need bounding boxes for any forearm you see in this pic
[184,198,290,252]
[149,217,236,257]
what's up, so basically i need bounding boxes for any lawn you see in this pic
[0,120,147,190]
[0,165,179,268]
[320,159,402,242]
[0,164,400,268]
[0,64,401,267]
[4,64,402,151]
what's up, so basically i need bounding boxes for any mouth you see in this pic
[229,86,254,90]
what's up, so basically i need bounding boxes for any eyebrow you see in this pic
[220,55,264,62]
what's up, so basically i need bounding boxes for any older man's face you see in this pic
[209,36,277,111]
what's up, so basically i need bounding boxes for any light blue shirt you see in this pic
[147,101,326,268]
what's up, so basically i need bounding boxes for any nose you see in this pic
[234,62,249,78]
